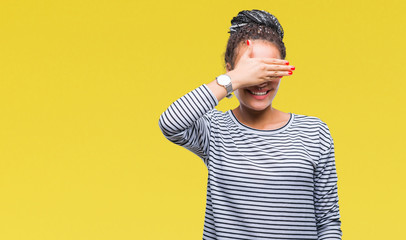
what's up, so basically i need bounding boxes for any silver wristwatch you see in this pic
[216,74,233,99]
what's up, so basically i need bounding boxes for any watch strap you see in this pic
[216,74,234,99]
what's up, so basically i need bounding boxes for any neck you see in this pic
[233,105,277,129]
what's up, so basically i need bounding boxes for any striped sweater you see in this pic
[158,84,343,240]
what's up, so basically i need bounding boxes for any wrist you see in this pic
[216,74,233,98]
[226,71,242,90]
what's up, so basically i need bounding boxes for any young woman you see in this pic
[159,9,343,240]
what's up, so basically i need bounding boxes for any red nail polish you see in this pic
[285,61,289,65]
[288,71,292,75]
[290,66,295,70]
[247,40,250,45]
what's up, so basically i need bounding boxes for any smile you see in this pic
[249,90,270,96]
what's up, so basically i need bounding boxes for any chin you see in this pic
[236,98,273,112]
[235,91,276,112]
[246,102,272,112]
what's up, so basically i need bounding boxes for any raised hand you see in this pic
[227,40,295,90]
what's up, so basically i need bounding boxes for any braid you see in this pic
[225,10,286,70]
[229,9,284,39]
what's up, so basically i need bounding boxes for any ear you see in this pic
[226,62,232,72]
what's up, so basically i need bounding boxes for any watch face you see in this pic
[217,75,231,85]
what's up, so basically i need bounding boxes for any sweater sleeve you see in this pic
[314,122,343,240]
[158,84,219,166]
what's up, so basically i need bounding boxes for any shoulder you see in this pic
[292,112,329,129]
[203,108,228,120]
[202,109,237,130]
[292,112,333,149]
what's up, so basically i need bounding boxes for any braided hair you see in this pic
[224,9,286,70]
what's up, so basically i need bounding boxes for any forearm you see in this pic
[158,84,219,160]
[158,84,218,136]
[205,71,242,102]
[315,123,343,239]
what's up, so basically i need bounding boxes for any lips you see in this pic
[246,89,271,99]
[248,90,270,96]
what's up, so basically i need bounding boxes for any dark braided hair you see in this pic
[224,9,286,70]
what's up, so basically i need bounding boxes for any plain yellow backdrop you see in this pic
[1,0,405,239]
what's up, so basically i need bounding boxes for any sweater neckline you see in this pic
[227,110,294,135]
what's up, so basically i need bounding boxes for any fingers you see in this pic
[259,57,289,65]
[240,40,253,60]
[263,62,295,77]
[261,74,282,80]
[265,70,293,78]
[264,64,294,71]
[264,76,282,81]
[257,58,294,72]
[262,67,293,79]
[258,61,294,80]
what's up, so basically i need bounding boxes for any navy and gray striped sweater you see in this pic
[159,84,342,240]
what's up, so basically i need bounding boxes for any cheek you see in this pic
[234,89,242,99]
[234,89,247,102]
[272,79,281,89]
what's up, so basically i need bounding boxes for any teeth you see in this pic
[250,90,268,96]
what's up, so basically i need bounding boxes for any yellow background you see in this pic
[1,0,405,239]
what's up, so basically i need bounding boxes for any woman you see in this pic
[159,9,342,239]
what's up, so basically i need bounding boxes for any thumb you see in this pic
[241,39,253,59]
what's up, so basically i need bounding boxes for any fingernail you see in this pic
[285,61,289,65]
[247,40,250,46]
[290,66,295,70]
[288,71,292,75]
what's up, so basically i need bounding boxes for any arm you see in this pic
[314,123,343,240]
[158,84,220,165]
[158,71,246,164]
[159,40,293,164]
